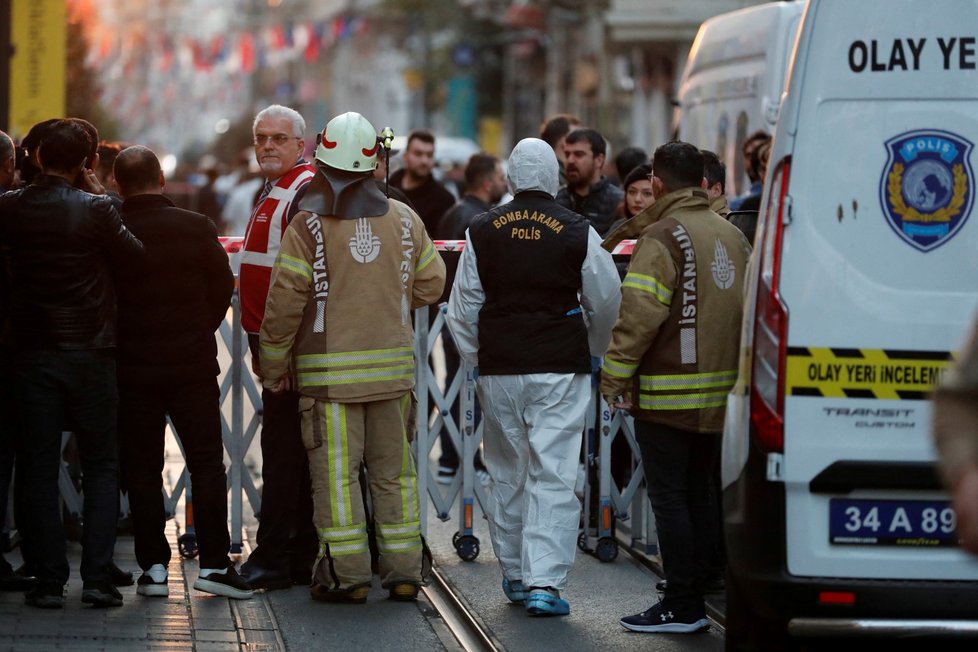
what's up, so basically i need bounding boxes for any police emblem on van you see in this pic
[880,129,974,252]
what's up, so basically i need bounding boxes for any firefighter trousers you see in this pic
[299,393,422,590]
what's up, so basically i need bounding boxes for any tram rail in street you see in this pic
[421,566,505,652]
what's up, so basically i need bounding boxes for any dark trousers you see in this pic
[13,349,120,586]
[247,387,317,574]
[118,376,231,570]
[0,355,15,541]
[635,420,721,609]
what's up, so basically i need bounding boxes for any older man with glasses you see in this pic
[238,105,319,590]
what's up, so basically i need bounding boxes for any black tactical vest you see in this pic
[469,190,591,375]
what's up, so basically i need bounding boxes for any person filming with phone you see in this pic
[0,118,143,608]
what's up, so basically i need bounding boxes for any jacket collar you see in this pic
[602,188,710,249]
[644,187,710,224]
[34,174,75,189]
[121,193,176,212]
[462,194,491,210]
[710,195,730,214]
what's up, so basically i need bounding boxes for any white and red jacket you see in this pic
[239,162,315,333]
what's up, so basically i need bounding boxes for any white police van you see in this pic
[722,0,978,648]
[676,1,804,196]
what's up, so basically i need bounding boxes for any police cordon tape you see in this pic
[219,236,245,254]
[219,237,639,255]
[222,236,955,403]
[785,347,955,400]
[428,240,639,255]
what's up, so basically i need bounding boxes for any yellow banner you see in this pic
[785,347,954,400]
[9,0,66,137]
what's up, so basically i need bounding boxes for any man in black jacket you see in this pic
[389,129,456,235]
[0,119,143,608]
[112,146,252,600]
[432,153,506,483]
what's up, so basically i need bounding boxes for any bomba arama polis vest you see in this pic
[468,190,591,375]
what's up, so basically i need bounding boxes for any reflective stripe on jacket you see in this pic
[259,199,446,402]
[599,188,751,433]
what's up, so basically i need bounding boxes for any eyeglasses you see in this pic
[254,134,301,146]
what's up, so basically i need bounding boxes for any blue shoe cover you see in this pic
[525,591,570,616]
[502,579,527,603]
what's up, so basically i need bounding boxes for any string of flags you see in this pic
[87,15,371,79]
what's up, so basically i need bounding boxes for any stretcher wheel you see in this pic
[178,533,199,559]
[455,535,480,561]
[577,532,591,553]
[452,531,461,547]
[595,537,618,563]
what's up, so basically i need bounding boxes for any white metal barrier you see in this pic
[48,237,657,562]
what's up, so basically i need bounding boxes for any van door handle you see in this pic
[809,460,941,494]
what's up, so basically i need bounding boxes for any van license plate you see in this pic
[829,499,958,546]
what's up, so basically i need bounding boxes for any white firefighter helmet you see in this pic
[314,112,379,172]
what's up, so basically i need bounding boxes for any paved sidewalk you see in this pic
[0,521,284,652]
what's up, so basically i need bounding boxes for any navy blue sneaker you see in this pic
[620,601,709,633]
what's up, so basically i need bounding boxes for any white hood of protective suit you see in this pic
[507,138,559,198]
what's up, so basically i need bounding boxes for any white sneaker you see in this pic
[136,563,169,597]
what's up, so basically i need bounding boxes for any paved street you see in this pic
[0,434,726,651]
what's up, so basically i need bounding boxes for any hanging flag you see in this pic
[304,22,321,62]
[240,32,256,73]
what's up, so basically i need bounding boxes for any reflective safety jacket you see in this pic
[601,202,662,253]
[240,163,315,334]
[599,188,751,433]
[259,200,446,402]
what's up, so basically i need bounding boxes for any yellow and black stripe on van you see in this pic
[785,347,954,400]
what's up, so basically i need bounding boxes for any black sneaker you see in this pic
[82,580,123,607]
[193,567,254,600]
[25,582,65,609]
[620,601,710,634]
[0,555,35,592]
[136,564,169,597]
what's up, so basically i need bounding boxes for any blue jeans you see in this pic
[13,349,120,586]
[635,420,720,609]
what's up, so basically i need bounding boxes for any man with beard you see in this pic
[556,128,624,237]
[389,129,455,236]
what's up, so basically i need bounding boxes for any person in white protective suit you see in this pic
[446,138,621,616]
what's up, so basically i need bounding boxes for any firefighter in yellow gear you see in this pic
[259,112,446,603]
